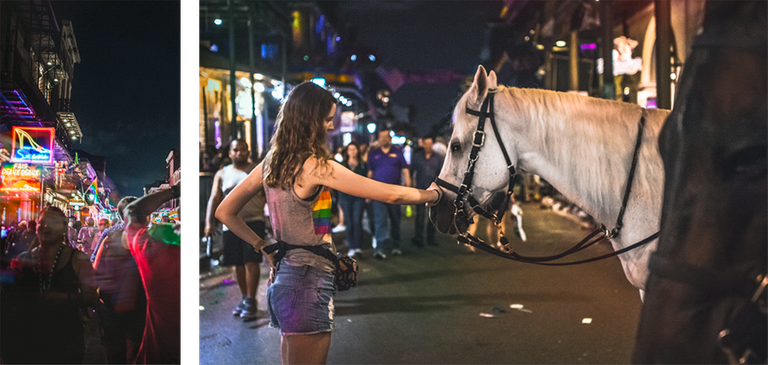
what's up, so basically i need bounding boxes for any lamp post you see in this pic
[655,0,672,109]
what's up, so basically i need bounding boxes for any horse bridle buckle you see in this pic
[472,131,486,147]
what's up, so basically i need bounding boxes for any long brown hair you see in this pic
[265,81,337,190]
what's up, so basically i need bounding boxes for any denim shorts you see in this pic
[267,262,336,335]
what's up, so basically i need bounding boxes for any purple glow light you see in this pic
[580,43,597,50]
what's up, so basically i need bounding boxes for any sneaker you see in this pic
[232,298,247,316]
[332,225,346,233]
[240,298,258,319]
[347,249,357,258]
[391,248,402,256]
[352,248,363,259]
[373,251,387,260]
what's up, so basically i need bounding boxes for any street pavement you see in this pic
[199,202,643,364]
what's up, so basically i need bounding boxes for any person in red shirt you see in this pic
[124,186,180,364]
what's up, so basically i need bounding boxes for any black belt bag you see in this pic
[264,241,357,291]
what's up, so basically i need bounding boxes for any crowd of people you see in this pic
[0,185,181,364]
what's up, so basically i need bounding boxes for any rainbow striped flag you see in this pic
[312,190,332,235]
[87,177,98,195]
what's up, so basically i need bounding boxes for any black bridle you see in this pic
[435,90,516,227]
[435,89,659,266]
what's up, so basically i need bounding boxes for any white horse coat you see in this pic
[431,66,669,295]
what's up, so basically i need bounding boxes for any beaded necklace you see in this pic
[34,244,64,293]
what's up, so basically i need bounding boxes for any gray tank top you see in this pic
[263,157,336,273]
[221,164,265,231]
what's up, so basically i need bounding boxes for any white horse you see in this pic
[429,65,669,296]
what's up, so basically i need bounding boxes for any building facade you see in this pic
[0,0,112,225]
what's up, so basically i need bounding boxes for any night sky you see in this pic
[54,1,180,198]
[338,1,502,137]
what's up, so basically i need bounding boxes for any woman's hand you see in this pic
[426,182,442,207]
[261,246,277,287]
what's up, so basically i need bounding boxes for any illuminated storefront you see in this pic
[199,67,284,160]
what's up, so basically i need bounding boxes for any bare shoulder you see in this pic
[213,167,225,180]
[302,155,324,175]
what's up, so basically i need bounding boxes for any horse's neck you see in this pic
[511,94,653,228]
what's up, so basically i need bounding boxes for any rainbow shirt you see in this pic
[312,190,332,235]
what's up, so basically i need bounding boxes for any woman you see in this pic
[0,206,98,364]
[338,142,367,258]
[216,81,440,365]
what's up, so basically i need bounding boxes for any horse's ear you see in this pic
[470,65,488,104]
[488,70,498,89]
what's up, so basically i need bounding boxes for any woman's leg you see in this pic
[281,332,332,365]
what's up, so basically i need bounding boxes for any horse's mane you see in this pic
[488,86,666,218]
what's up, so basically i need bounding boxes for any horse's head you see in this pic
[430,65,519,234]
[633,1,767,363]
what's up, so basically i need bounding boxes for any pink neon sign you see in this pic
[10,126,54,164]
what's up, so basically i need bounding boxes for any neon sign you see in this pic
[1,163,41,192]
[10,126,54,164]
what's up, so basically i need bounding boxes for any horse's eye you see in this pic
[727,145,767,179]
[450,142,461,152]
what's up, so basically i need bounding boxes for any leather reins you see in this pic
[435,89,659,266]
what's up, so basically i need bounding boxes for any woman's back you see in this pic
[263,155,336,273]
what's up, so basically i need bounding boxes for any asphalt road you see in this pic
[199,202,643,364]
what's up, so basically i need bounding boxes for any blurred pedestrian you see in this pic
[3,221,30,261]
[1,222,20,268]
[71,220,83,249]
[338,142,367,258]
[78,217,98,254]
[216,81,440,365]
[0,225,7,258]
[409,136,444,247]
[0,207,98,364]
[368,128,411,259]
[359,143,370,164]
[67,216,79,249]
[92,218,109,253]
[466,194,526,253]
[213,144,232,168]
[92,196,147,364]
[124,186,181,364]
[19,220,36,247]
[358,142,375,237]
[205,139,267,320]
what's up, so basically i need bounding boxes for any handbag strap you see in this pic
[263,241,340,267]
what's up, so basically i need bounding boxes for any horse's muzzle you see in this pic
[428,187,471,234]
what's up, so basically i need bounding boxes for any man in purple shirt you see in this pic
[368,129,411,259]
